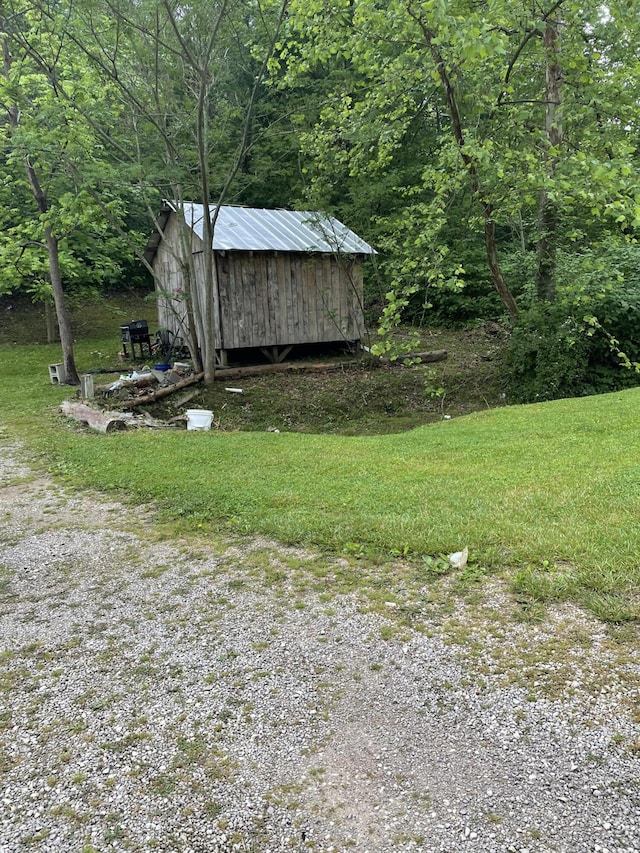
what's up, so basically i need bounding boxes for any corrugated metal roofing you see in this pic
[178,203,376,255]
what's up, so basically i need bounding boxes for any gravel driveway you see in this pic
[1,433,640,852]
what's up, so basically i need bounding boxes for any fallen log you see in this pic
[376,349,448,365]
[409,349,447,362]
[120,372,205,409]
[214,354,448,378]
[112,352,447,410]
[60,401,128,433]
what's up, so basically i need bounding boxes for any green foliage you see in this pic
[0,4,145,303]
[279,0,640,340]
[0,188,142,301]
[503,302,593,402]
[503,247,640,402]
[414,240,510,326]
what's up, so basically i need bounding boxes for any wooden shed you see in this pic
[144,202,376,365]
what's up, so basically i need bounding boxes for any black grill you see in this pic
[120,320,152,359]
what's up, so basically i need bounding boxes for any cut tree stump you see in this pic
[60,401,128,433]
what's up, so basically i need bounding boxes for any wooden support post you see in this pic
[276,345,293,363]
[260,345,293,364]
[80,374,95,399]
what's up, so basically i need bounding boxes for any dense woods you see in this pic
[1,0,639,399]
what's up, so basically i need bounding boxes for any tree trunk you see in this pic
[484,215,520,319]
[196,77,219,385]
[45,227,80,384]
[536,17,563,302]
[2,29,79,384]
[45,298,58,343]
[180,255,204,374]
[170,185,203,373]
[410,11,519,319]
[200,204,218,384]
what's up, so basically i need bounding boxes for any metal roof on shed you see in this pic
[180,203,376,254]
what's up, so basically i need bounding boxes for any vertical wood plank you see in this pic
[341,257,351,341]
[265,254,279,345]
[191,252,206,353]
[258,253,273,345]
[315,255,326,341]
[281,253,293,346]
[342,260,353,339]
[289,256,300,343]
[217,253,232,348]
[227,255,240,349]
[318,254,332,342]
[316,255,325,341]
[299,258,308,342]
[329,255,341,340]
[237,255,250,348]
[310,255,320,341]
[304,256,313,342]
[337,258,350,340]
[353,261,365,339]
[246,256,262,347]
[213,253,222,350]
[255,255,267,345]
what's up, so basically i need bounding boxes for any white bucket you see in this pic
[186,409,213,431]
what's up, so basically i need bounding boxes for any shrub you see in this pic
[502,303,593,402]
[502,247,640,403]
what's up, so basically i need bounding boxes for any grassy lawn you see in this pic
[1,291,639,621]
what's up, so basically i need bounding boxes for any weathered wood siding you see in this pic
[153,221,223,351]
[191,248,223,350]
[153,213,191,342]
[154,211,366,354]
[217,251,364,349]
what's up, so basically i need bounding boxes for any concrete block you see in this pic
[48,363,66,384]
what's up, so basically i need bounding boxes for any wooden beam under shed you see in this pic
[260,345,293,364]
[214,360,351,380]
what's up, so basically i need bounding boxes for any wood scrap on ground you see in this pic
[119,372,205,409]
[60,401,129,433]
[95,371,158,395]
[61,401,176,431]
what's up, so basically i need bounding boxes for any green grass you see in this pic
[1,293,640,621]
